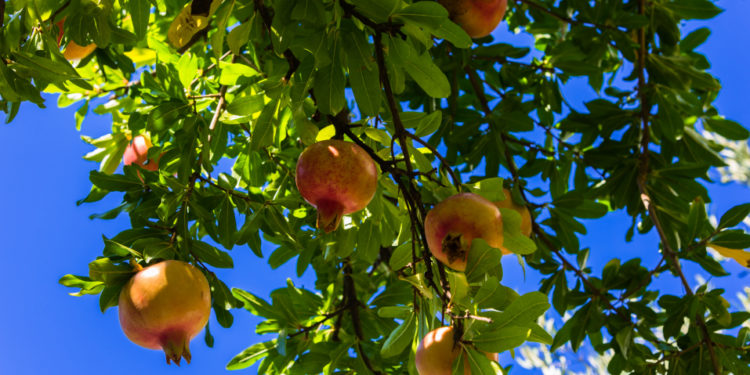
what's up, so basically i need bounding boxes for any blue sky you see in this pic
[1,1,749,374]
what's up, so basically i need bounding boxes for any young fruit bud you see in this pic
[118,260,211,365]
[425,193,503,271]
[494,188,532,255]
[295,139,378,233]
[438,0,508,39]
[415,326,498,375]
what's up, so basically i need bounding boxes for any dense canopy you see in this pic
[2,0,750,373]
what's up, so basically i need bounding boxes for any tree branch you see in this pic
[634,0,720,371]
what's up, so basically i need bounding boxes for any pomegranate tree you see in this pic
[424,193,503,271]
[118,260,211,365]
[416,326,498,375]
[295,139,378,233]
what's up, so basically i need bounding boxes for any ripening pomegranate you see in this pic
[416,326,498,375]
[424,193,503,271]
[123,135,160,172]
[438,0,508,39]
[494,188,532,255]
[118,260,211,365]
[295,139,378,233]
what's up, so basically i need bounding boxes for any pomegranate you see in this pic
[494,188,532,255]
[438,0,508,39]
[123,135,159,172]
[118,260,211,365]
[415,326,498,375]
[424,193,503,271]
[295,139,378,233]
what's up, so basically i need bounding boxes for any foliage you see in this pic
[3,0,750,373]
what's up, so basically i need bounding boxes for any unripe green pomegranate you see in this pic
[295,139,378,233]
[424,193,504,271]
[118,260,211,365]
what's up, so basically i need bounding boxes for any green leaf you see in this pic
[99,283,125,312]
[58,274,104,296]
[249,97,279,150]
[177,53,198,90]
[389,242,412,270]
[468,177,504,201]
[499,209,537,255]
[218,196,237,250]
[11,51,81,84]
[226,340,278,370]
[615,326,633,359]
[719,203,750,229]
[232,288,278,319]
[465,348,501,374]
[390,38,451,98]
[103,239,142,258]
[314,35,346,114]
[525,323,553,345]
[680,27,711,51]
[147,101,190,132]
[128,0,150,40]
[393,2,449,31]
[472,325,530,353]
[710,231,750,250]
[347,55,381,117]
[349,0,400,23]
[491,291,550,328]
[465,239,503,283]
[219,62,259,85]
[227,95,265,116]
[432,19,472,48]
[227,21,251,55]
[88,258,135,285]
[191,240,234,268]
[415,110,442,137]
[142,241,175,263]
[664,0,723,20]
[380,312,416,357]
[704,118,750,140]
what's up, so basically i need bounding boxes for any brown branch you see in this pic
[47,0,71,23]
[196,175,257,203]
[342,261,383,375]
[646,342,702,369]
[474,55,557,74]
[339,0,403,35]
[208,85,228,134]
[634,0,720,371]
[515,0,620,31]
[452,313,494,324]
[288,306,348,338]
[403,132,461,190]
[1,0,6,28]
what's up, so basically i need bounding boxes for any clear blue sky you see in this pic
[1,1,749,374]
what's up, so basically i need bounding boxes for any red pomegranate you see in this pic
[424,193,504,271]
[295,139,378,232]
[118,260,211,365]
[123,135,159,172]
[416,326,498,374]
